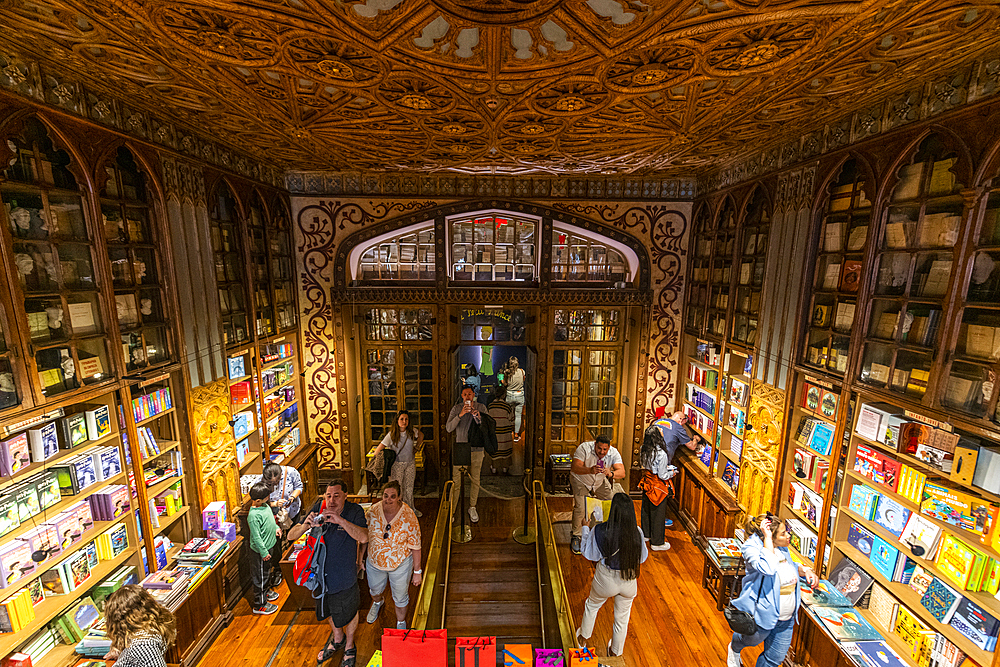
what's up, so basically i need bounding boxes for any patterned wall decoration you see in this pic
[1,1,999,178]
[550,203,692,422]
[188,378,241,512]
[292,196,686,470]
[738,381,784,521]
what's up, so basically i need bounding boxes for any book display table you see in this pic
[697,535,744,611]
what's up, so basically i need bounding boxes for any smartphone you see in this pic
[465,399,472,407]
[596,459,605,470]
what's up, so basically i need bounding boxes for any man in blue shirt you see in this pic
[288,480,368,667]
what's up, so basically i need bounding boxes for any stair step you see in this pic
[448,568,536,583]
[448,579,537,601]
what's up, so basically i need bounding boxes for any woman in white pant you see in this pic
[363,481,422,629]
[575,492,648,657]
[373,410,423,517]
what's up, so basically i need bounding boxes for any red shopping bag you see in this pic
[456,636,497,667]
[381,629,447,667]
[568,647,598,666]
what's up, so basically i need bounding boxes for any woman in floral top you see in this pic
[362,481,422,629]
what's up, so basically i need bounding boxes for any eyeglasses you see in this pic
[383,523,392,540]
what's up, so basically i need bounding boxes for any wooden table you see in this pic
[696,535,744,611]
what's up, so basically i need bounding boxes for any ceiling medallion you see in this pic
[399,93,434,110]
[316,59,354,79]
[554,95,587,112]
[630,64,671,86]
[735,41,781,68]
[197,30,243,58]
[442,123,467,134]
[449,144,471,153]
[520,123,545,134]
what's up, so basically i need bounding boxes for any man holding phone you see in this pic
[569,434,625,555]
[446,386,488,523]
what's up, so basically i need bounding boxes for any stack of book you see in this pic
[177,537,228,565]
[74,618,111,658]
[140,570,189,611]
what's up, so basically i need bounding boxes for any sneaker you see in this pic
[664,518,674,528]
[266,589,280,602]
[366,600,384,624]
[396,621,407,630]
[727,643,741,667]
[253,602,278,615]
[469,506,479,523]
[651,543,671,551]
[571,535,582,555]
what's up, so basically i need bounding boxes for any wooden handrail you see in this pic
[411,480,453,630]
[533,480,577,654]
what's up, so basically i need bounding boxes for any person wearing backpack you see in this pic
[287,480,368,667]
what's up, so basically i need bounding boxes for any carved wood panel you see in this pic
[189,378,242,513]
[1,1,998,177]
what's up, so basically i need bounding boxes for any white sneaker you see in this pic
[727,643,741,667]
[366,600,384,624]
[396,621,407,630]
[651,543,671,551]
[469,506,479,523]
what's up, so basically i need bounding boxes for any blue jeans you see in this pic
[731,617,794,667]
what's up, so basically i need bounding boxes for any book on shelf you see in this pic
[892,604,931,658]
[949,597,1000,651]
[834,302,856,332]
[908,565,934,596]
[919,259,953,297]
[83,405,112,440]
[800,580,854,608]
[842,641,908,667]
[807,420,835,456]
[964,323,1000,360]
[866,584,898,631]
[873,311,900,340]
[788,519,817,561]
[920,482,988,535]
[855,402,898,443]
[840,260,863,293]
[869,535,905,582]
[885,221,911,249]
[873,496,911,538]
[896,465,927,505]
[853,444,900,492]
[919,577,962,623]
[828,556,875,605]
[935,532,986,590]
[849,485,880,521]
[822,263,842,290]
[848,522,876,557]
[811,606,883,641]
[972,447,1000,495]
[847,225,868,251]
[899,513,941,559]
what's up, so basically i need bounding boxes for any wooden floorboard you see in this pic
[195,495,762,667]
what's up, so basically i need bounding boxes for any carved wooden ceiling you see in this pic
[0,0,998,176]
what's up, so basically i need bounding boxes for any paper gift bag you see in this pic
[381,629,447,667]
[503,645,533,666]
[568,648,598,666]
[365,651,382,667]
[534,648,564,667]
[456,636,497,667]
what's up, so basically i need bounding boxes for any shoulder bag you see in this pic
[723,569,766,636]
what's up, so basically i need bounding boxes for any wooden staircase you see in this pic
[445,539,542,650]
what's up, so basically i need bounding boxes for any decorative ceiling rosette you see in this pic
[497,133,557,161]
[528,80,611,117]
[498,112,565,139]
[420,111,487,140]
[284,33,386,88]
[375,74,459,115]
[150,5,280,67]
[600,44,698,94]
[701,20,821,76]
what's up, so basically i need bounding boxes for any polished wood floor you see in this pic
[195,495,763,667]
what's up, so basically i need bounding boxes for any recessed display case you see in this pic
[247,199,274,338]
[685,206,713,334]
[707,200,737,339]
[731,188,771,347]
[210,184,249,348]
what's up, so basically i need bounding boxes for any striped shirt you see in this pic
[488,399,514,458]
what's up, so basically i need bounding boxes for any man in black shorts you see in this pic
[288,479,368,667]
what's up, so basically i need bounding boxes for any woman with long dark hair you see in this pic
[638,424,675,551]
[575,492,648,657]
[372,410,423,517]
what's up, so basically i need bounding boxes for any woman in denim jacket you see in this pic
[727,514,818,667]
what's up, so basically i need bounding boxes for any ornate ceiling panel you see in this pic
[0,0,999,176]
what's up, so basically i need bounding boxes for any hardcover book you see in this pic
[848,485,879,521]
[873,496,911,538]
[949,597,1000,651]
[935,532,984,589]
[13,483,40,523]
[921,482,989,534]
[34,471,61,510]
[828,557,875,605]
[71,454,98,490]
[84,405,112,440]
[847,522,875,557]
[899,513,941,558]
[97,446,122,480]
[0,433,31,476]
[0,496,19,538]
[27,422,59,462]
[807,420,835,456]
[799,580,853,608]
[0,540,35,587]
[811,606,883,640]
[866,584,898,631]
[920,577,962,623]
[844,641,908,667]
[59,414,89,449]
[908,565,933,596]
[869,535,902,582]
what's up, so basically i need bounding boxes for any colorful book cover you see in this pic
[873,496,910,538]
[921,482,989,535]
[892,605,930,654]
[919,577,961,623]
[28,422,59,462]
[935,532,982,589]
[0,433,31,476]
[849,485,878,520]
[807,420,835,456]
[899,513,941,558]
[85,405,112,440]
[62,549,92,589]
[0,540,35,587]
[869,535,901,582]
[828,557,875,605]
[949,597,1000,651]
[799,580,853,607]
[60,413,89,448]
[721,460,739,491]
[812,606,883,640]
[847,641,908,667]
[35,471,61,510]
[847,522,875,557]
[14,483,40,523]
[0,496,19,538]
[908,565,933,596]
[874,450,900,492]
